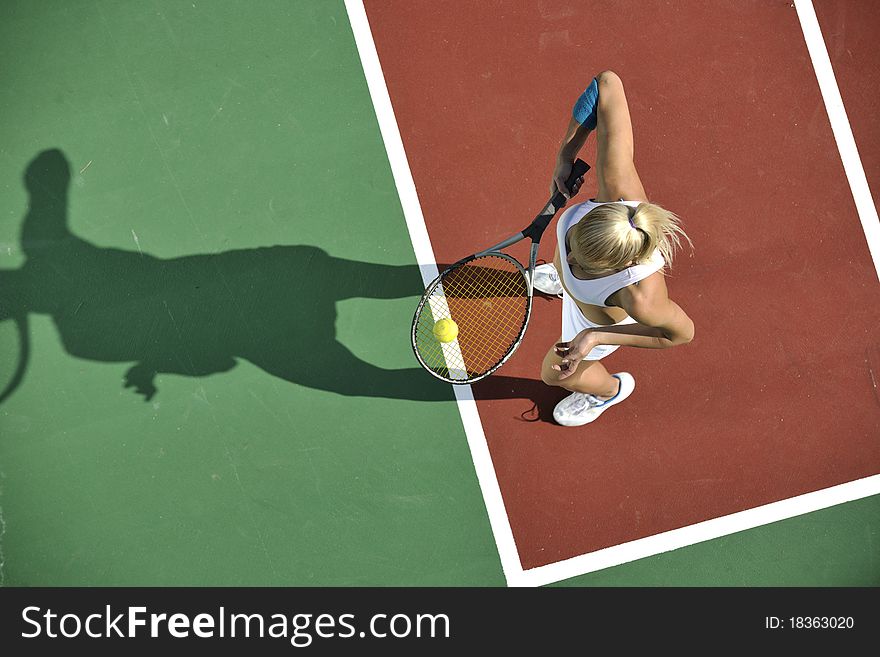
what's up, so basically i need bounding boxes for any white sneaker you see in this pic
[553,373,635,426]
[533,263,563,297]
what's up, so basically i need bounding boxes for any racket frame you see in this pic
[411,251,530,384]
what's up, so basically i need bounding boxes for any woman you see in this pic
[535,71,694,427]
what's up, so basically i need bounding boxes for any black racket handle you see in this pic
[523,158,591,242]
[550,158,590,210]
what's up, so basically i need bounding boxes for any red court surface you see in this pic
[363,0,880,569]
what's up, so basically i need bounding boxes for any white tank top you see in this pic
[556,199,665,308]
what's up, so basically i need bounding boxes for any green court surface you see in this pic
[0,0,877,587]
[553,495,880,587]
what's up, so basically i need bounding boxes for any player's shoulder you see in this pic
[611,271,668,315]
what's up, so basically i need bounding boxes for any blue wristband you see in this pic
[572,78,599,130]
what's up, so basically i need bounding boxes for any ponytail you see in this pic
[571,201,691,273]
[628,202,690,267]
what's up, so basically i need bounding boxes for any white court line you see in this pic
[795,0,880,281]
[511,474,880,587]
[427,290,469,381]
[344,0,524,584]
[346,0,880,587]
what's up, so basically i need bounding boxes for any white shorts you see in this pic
[561,292,637,361]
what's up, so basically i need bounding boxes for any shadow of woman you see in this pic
[0,148,563,420]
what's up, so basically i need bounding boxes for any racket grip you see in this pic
[522,158,592,242]
[550,158,590,210]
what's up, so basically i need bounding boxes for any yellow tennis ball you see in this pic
[433,318,459,343]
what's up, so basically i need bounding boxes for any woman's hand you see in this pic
[550,158,584,200]
[550,158,574,198]
[551,329,598,379]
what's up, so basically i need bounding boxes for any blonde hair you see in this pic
[571,202,691,273]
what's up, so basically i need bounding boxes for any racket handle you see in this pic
[549,158,590,210]
[521,158,591,243]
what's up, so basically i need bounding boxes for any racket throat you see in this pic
[527,242,540,293]
[478,232,526,256]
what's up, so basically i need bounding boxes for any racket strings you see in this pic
[413,255,530,381]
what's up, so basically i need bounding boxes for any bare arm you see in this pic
[551,70,647,202]
[586,299,694,349]
[552,275,694,377]
[550,116,593,198]
[593,71,647,202]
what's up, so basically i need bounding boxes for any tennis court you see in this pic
[0,0,877,587]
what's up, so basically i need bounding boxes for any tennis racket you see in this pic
[411,158,590,384]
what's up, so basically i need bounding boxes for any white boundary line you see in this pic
[346,0,880,588]
[344,0,524,584]
[795,0,880,281]
[513,474,880,587]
